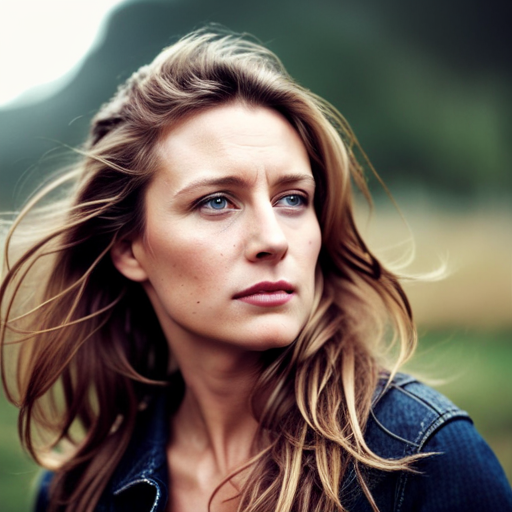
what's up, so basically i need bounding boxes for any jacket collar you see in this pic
[108,390,171,512]
[104,373,415,511]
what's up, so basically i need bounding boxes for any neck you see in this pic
[170,339,263,473]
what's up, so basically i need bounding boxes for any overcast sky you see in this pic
[0,0,127,108]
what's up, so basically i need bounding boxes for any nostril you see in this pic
[256,251,273,259]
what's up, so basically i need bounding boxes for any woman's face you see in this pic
[121,103,322,352]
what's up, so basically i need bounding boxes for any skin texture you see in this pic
[111,103,322,511]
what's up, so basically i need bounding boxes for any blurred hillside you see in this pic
[0,0,511,210]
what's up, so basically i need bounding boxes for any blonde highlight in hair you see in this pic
[1,29,419,512]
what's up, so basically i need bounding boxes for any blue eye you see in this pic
[205,196,228,210]
[277,194,306,207]
[198,195,237,213]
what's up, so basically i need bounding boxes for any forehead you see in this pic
[154,103,312,188]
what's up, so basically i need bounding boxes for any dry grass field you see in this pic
[357,200,512,329]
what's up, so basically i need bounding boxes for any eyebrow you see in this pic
[174,173,316,198]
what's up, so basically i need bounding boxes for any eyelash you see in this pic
[195,192,309,214]
[196,194,237,212]
[274,194,308,208]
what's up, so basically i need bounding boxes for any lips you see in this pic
[233,280,294,298]
[233,280,295,307]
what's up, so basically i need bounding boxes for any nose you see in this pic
[244,203,288,263]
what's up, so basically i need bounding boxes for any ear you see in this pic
[110,239,149,282]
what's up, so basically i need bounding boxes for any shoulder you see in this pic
[355,373,512,512]
[405,417,512,511]
[366,372,471,458]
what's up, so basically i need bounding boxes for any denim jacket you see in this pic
[35,373,512,511]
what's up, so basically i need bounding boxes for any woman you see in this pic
[1,30,511,512]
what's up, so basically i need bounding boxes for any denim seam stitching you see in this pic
[395,470,411,512]
[399,383,464,417]
[113,477,162,512]
[371,383,441,448]
[391,387,454,512]
[418,411,471,449]
[369,408,421,448]
[392,384,448,416]
[371,374,417,408]
[395,413,472,511]
[112,445,164,491]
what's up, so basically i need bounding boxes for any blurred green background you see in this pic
[1,0,510,510]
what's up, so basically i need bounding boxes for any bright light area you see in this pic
[0,0,127,108]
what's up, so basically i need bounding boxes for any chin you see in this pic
[241,326,302,352]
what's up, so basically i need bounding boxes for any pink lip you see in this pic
[233,280,295,307]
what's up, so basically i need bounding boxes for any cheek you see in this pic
[305,220,322,265]
[143,227,234,296]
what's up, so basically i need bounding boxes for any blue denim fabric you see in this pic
[35,373,512,511]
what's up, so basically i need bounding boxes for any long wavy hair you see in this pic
[1,30,419,512]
